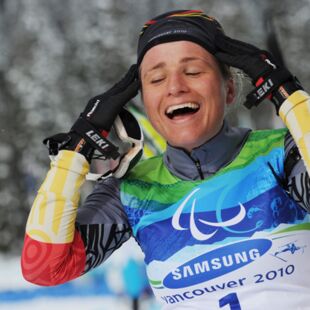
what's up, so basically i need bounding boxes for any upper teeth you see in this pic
[166,102,199,114]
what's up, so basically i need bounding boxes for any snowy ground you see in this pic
[0,240,160,310]
[0,296,152,310]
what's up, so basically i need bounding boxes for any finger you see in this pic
[87,76,139,130]
[216,34,261,55]
[110,78,139,104]
[215,52,274,81]
[108,64,139,96]
[215,52,250,69]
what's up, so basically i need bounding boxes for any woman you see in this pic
[22,10,310,309]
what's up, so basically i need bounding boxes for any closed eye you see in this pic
[186,72,201,76]
[151,77,165,84]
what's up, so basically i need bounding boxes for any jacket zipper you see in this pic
[194,159,204,180]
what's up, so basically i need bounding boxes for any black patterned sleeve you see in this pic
[284,132,310,212]
[76,177,132,273]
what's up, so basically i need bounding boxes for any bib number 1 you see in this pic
[219,292,241,310]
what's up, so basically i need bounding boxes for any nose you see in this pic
[167,73,189,97]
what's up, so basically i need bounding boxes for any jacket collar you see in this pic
[163,121,251,180]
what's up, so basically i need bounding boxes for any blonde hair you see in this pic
[225,68,251,116]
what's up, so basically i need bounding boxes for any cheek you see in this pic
[142,97,167,138]
[142,86,162,114]
[205,77,230,107]
[142,92,152,116]
[142,92,160,125]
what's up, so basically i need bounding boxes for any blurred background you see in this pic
[0,0,309,309]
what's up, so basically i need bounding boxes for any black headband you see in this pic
[137,10,224,65]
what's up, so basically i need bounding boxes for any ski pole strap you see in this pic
[71,117,120,160]
[244,67,293,110]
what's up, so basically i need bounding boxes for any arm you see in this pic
[284,130,310,213]
[21,65,140,285]
[21,150,131,285]
[281,88,310,212]
[21,150,90,285]
[280,90,310,176]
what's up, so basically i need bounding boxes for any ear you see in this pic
[225,77,235,105]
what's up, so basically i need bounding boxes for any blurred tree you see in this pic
[0,0,32,253]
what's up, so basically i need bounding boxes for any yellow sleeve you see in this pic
[26,150,90,244]
[279,90,310,175]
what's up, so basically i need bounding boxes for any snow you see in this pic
[0,296,135,310]
[0,239,160,309]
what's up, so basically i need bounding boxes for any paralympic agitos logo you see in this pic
[163,239,272,288]
[172,188,247,241]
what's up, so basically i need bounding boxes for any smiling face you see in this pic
[140,41,235,152]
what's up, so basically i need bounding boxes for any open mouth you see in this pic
[165,102,200,119]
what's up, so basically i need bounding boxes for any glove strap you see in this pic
[43,132,95,162]
[71,117,120,160]
[244,67,292,110]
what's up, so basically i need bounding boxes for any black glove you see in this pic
[44,64,139,162]
[214,34,303,111]
[79,64,139,132]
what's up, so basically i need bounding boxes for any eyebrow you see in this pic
[180,57,204,63]
[143,57,204,78]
